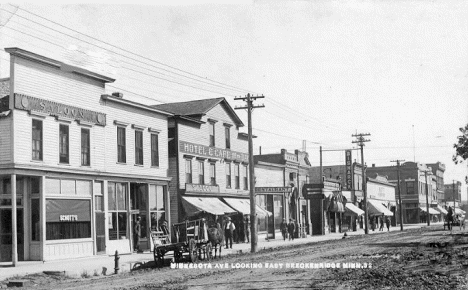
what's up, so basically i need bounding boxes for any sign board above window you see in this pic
[180,140,249,163]
[14,93,106,126]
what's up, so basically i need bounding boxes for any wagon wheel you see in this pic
[205,242,213,261]
[154,247,164,267]
[189,239,199,263]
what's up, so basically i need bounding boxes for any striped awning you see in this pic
[223,198,272,217]
[419,207,439,215]
[435,205,448,215]
[367,199,393,216]
[181,196,236,216]
[345,203,364,216]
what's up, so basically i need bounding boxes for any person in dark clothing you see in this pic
[280,218,288,241]
[244,216,250,243]
[385,216,391,232]
[379,214,385,231]
[133,216,141,252]
[370,216,376,231]
[447,206,454,230]
[288,219,296,241]
[224,217,236,249]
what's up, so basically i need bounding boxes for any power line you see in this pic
[6,5,257,94]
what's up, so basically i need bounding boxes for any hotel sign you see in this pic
[255,187,292,193]
[345,150,352,190]
[180,140,249,163]
[15,93,106,126]
[185,183,220,193]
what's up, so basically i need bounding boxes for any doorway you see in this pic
[0,208,24,262]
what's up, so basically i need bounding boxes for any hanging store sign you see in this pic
[255,187,292,193]
[15,93,106,126]
[180,140,249,163]
[345,150,352,190]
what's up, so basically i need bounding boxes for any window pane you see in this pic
[150,211,166,231]
[135,131,143,165]
[81,129,90,166]
[151,134,159,167]
[32,119,43,160]
[156,186,165,211]
[108,183,116,211]
[59,125,69,163]
[149,185,157,211]
[117,127,126,163]
[116,183,127,210]
[118,212,127,239]
[31,199,40,241]
[45,178,60,196]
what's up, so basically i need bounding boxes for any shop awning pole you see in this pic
[11,174,18,266]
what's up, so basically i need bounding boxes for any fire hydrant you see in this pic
[114,250,120,274]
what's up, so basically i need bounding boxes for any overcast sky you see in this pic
[1,1,467,200]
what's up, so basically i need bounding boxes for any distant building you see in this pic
[444,181,463,214]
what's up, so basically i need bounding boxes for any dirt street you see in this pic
[6,226,468,290]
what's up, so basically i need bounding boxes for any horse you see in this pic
[207,222,224,258]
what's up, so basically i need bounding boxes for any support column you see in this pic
[40,176,46,261]
[11,174,17,266]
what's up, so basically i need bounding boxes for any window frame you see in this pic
[210,163,216,185]
[59,124,69,164]
[198,161,205,185]
[185,159,192,184]
[151,133,159,167]
[226,162,231,188]
[406,181,415,195]
[135,130,144,165]
[209,122,215,147]
[243,165,248,190]
[32,119,43,161]
[234,163,240,189]
[117,127,126,163]
[225,126,230,149]
[81,128,91,166]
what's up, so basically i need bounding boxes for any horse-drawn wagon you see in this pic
[151,218,214,266]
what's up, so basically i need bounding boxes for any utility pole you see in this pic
[453,180,456,213]
[391,159,405,231]
[235,93,264,253]
[423,170,430,226]
[352,133,370,234]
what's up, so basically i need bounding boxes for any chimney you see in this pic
[372,164,375,167]
[112,92,123,98]
[259,146,262,155]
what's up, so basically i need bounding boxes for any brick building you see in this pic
[0,48,172,263]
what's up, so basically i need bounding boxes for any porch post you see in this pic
[11,174,18,266]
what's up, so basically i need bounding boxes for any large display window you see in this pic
[45,199,91,240]
[108,182,128,240]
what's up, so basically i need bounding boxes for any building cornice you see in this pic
[102,94,173,117]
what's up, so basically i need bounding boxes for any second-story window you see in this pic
[209,122,215,147]
[226,163,231,188]
[59,124,69,163]
[406,181,415,195]
[225,126,230,149]
[81,128,90,166]
[117,127,126,163]
[185,159,192,184]
[32,119,43,161]
[234,163,239,189]
[199,161,205,185]
[151,134,159,167]
[210,163,216,185]
[135,130,143,165]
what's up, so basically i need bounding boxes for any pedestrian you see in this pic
[288,219,296,241]
[447,206,453,231]
[379,214,384,231]
[244,216,250,243]
[280,218,288,241]
[385,216,391,232]
[133,216,142,252]
[224,217,235,249]
[370,216,376,231]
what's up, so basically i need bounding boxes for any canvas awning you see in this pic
[435,205,448,215]
[345,203,364,216]
[223,198,272,217]
[367,199,393,216]
[455,208,466,215]
[419,207,439,215]
[181,196,236,216]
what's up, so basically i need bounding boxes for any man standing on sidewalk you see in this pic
[225,217,235,249]
[134,216,142,253]
[288,219,295,241]
[280,218,288,241]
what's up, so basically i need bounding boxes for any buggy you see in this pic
[150,218,213,266]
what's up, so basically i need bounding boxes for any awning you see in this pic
[435,205,448,215]
[367,199,393,216]
[220,198,272,217]
[419,207,439,215]
[345,203,364,216]
[455,208,466,215]
[181,196,236,216]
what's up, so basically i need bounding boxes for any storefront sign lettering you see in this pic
[59,215,78,221]
[180,141,249,163]
[186,183,220,193]
[255,187,292,193]
[345,150,352,190]
[15,93,106,126]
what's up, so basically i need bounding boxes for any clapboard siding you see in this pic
[255,166,284,187]
[0,117,11,163]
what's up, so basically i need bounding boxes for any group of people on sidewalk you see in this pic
[280,218,297,241]
[370,214,391,232]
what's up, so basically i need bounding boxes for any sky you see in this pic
[1,0,467,200]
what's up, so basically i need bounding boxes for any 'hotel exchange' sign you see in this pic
[180,140,249,163]
[15,93,106,126]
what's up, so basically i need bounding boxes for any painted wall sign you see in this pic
[180,140,249,163]
[255,187,292,193]
[60,215,78,221]
[185,183,220,193]
[15,93,106,126]
[345,150,352,190]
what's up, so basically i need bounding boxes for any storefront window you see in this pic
[273,195,283,230]
[45,199,91,240]
[149,185,166,231]
[256,195,267,232]
[0,209,24,244]
[108,182,128,240]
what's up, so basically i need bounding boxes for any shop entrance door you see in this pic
[0,209,24,262]
[266,195,275,239]
[94,194,106,254]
